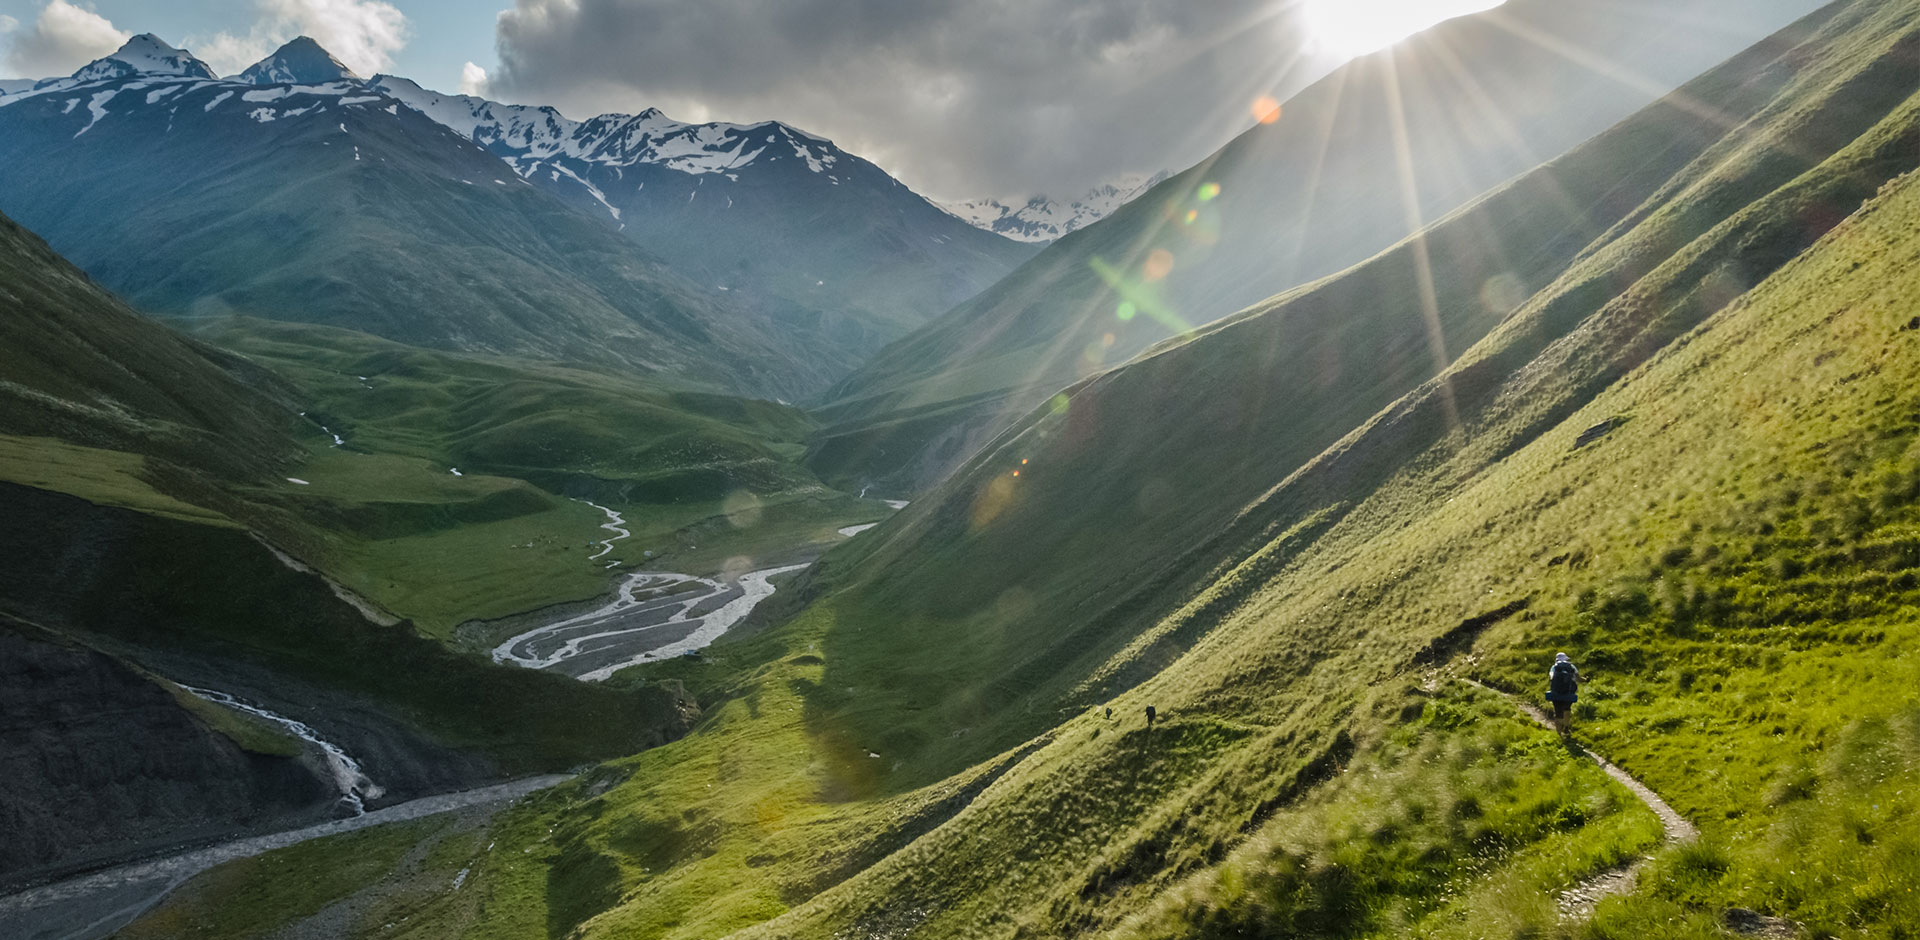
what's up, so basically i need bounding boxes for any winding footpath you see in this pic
[0,776,569,940]
[1460,679,1697,921]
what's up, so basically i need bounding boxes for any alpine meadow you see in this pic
[1,1,1917,939]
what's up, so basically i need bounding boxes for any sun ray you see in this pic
[1382,47,1462,432]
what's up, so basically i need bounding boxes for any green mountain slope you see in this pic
[0,208,705,884]
[805,0,1830,492]
[144,1,1920,937]
[0,210,301,485]
[192,318,885,634]
[367,74,1038,368]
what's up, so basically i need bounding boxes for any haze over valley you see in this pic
[4,1,1919,938]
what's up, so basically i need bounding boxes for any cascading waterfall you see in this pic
[181,686,383,815]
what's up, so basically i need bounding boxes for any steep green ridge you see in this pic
[749,0,1920,931]
[0,210,301,484]
[145,2,1920,937]
[792,0,1894,779]
[805,0,1830,492]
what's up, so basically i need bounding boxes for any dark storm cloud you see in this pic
[490,0,1330,200]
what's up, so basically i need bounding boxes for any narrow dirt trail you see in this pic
[1458,679,1697,921]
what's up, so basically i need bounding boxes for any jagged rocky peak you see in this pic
[71,34,219,82]
[238,36,361,85]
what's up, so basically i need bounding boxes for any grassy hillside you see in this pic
[805,0,1830,493]
[0,210,301,483]
[139,1,1920,936]
[191,318,887,634]
[0,203,710,777]
[788,0,1902,781]
[0,202,880,787]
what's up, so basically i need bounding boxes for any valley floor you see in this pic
[0,776,569,940]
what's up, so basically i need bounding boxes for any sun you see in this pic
[1301,0,1509,58]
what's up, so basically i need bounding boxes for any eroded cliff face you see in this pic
[0,479,695,888]
[0,483,505,889]
[0,622,336,888]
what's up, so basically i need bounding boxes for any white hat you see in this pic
[1555,652,1571,663]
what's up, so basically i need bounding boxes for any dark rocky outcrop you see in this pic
[0,620,335,889]
[0,481,700,887]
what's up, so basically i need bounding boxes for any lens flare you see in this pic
[1251,95,1282,125]
[1089,257,1194,335]
[1197,182,1222,202]
[1143,249,1175,282]
[1117,301,1138,321]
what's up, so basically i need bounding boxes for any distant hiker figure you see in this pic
[1546,653,1584,735]
[1144,705,1157,729]
[1104,706,1113,720]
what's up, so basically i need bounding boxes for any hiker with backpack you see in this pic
[1546,653,1585,735]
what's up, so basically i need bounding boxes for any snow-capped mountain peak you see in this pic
[71,34,217,82]
[365,76,842,179]
[940,171,1171,243]
[238,37,360,85]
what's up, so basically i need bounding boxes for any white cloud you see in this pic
[190,0,409,78]
[191,31,272,76]
[0,15,20,35]
[1,1,130,79]
[490,0,1315,200]
[459,60,488,97]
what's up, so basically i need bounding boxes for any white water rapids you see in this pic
[179,686,383,814]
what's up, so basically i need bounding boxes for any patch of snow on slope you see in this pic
[368,74,844,179]
[74,90,118,137]
[550,163,621,220]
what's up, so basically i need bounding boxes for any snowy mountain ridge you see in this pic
[939,171,1172,243]
[0,32,1035,396]
[69,34,217,83]
[365,76,843,181]
[2,34,845,187]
